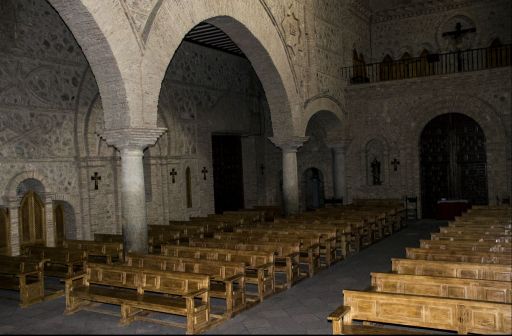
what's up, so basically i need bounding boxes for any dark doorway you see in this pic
[303,168,325,211]
[420,113,488,218]
[212,135,245,214]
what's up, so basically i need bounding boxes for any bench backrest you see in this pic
[419,239,512,253]
[406,247,512,265]
[371,272,512,303]
[161,244,274,267]
[392,258,511,281]
[85,262,209,296]
[342,289,511,334]
[24,246,85,262]
[125,253,245,279]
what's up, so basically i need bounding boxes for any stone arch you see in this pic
[142,1,303,138]
[409,95,509,211]
[46,0,140,129]
[302,96,346,139]
[84,94,116,158]
[4,171,51,201]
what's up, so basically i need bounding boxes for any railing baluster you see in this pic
[342,44,511,84]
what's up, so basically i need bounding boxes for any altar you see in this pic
[436,199,470,220]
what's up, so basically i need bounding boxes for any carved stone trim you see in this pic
[269,136,309,152]
[100,127,167,151]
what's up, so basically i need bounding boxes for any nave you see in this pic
[0,219,446,335]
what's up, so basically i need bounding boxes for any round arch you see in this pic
[409,95,509,213]
[47,0,140,129]
[302,96,346,138]
[142,1,302,138]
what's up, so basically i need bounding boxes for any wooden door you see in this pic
[420,113,488,217]
[19,191,45,247]
[212,135,245,214]
[0,208,9,255]
[54,204,65,246]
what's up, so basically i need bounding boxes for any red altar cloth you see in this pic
[436,199,470,220]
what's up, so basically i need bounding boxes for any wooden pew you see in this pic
[391,258,512,281]
[370,272,512,303]
[0,255,45,307]
[187,239,302,289]
[405,247,512,265]
[65,262,218,334]
[419,239,512,253]
[214,231,321,277]
[439,226,510,235]
[161,244,274,302]
[431,232,511,243]
[23,246,86,278]
[124,253,246,316]
[93,233,123,243]
[63,240,123,264]
[328,290,511,334]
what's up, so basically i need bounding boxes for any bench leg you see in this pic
[120,304,140,326]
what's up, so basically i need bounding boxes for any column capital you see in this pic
[100,127,167,151]
[269,136,309,152]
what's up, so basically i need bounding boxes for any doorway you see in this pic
[420,113,488,217]
[304,167,325,211]
[212,135,245,214]
[19,191,46,248]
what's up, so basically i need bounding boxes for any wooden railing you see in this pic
[343,44,512,84]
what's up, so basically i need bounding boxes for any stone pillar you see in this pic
[329,143,347,203]
[44,197,56,247]
[270,137,308,215]
[7,202,20,256]
[102,128,166,255]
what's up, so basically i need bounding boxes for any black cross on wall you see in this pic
[201,167,208,180]
[170,168,177,184]
[391,158,401,171]
[442,22,476,41]
[91,172,101,190]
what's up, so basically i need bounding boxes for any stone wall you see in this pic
[370,0,512,61]
[344,67,512,215]
[0,0,88,246]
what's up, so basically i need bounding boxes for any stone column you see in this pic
[270,137,308,215]
[329,143,348,203]
[44,197,56,247]
[7,201,20,256]
[102,128,166,255]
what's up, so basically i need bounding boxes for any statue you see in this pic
[371,158,381,185]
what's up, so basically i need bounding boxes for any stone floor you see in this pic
[0,220,455,335]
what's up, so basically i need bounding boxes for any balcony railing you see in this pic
[342,44,512,84]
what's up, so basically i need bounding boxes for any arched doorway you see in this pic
[303,168,325,211]
[54,204,65,246]
[19,191,46,248]
[0,209,9,255]
[420,113,488,217]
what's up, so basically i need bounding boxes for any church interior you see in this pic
[0,0,511,334]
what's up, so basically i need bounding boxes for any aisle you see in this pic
[207,219,444,334]
[0,220,444,335]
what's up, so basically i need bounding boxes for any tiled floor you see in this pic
[0,220,452,335]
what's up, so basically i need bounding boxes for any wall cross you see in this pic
[442,22,476,41]
[170,168,177,184]
[91,172,101,190]
[391,158,401,171]
[201,167,208,180]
